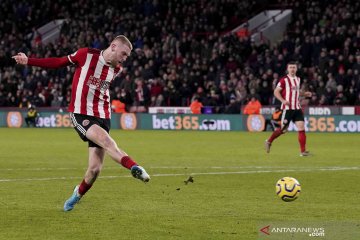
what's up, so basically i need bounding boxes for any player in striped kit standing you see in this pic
[13,35,150,211]
[265,62,312,156]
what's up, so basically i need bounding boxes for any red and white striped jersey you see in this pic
[276,75,301,110]
[67,48,122,119]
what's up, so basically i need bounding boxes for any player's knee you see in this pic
[88,165,102,176]
[296,125,305,131]
[102,137,116,151]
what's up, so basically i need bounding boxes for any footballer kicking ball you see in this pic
[276,177,301,202]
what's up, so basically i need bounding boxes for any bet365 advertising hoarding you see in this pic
[118,113,243,131]
[2,111,360,132]
[244,114,360,133]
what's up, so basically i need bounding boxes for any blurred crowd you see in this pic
[0,0,360,113]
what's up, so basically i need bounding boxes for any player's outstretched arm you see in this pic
[12,52,71,69]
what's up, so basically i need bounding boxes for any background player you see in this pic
[264,62,312,156]
[13,35,150,211]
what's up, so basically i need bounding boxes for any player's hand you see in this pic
[12,52,28,65]
[304,91,312,97]
[282,100,290,106]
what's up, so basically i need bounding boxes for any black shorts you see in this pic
[69,113,111,148]
[281,109,304,130]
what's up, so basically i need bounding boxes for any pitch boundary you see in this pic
[0,166,359,183]
[0,166,358,171]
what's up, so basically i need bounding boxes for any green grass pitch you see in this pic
[0,128,359,239]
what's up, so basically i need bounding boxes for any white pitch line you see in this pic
[0,166,275,171]
[0,167,80,171]
[0,167,359,183]
[0,166,358,171]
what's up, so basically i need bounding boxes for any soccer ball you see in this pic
[276,177,301,202]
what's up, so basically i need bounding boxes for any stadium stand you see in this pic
[0,0,359,112]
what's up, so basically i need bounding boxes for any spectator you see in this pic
[25,106,38,127]
[190,97,203,114]
[133,78,150,107]
[264,106,282,131]
[354,93,360,105]
[225,96,241,114]
[19,96,30,108]
[111,99,126,113]
[243,97,262,115]
[347,87,357,105]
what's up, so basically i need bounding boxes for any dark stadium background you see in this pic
[1,0,359,113]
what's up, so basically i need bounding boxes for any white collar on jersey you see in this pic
[99,51,111,67]
[287,74,298,80]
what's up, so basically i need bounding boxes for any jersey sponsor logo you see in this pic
[82,119,90,126]
[87,75,111,91]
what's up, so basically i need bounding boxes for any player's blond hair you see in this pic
[112,35,133,50]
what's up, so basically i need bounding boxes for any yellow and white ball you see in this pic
[276,177,301,202]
